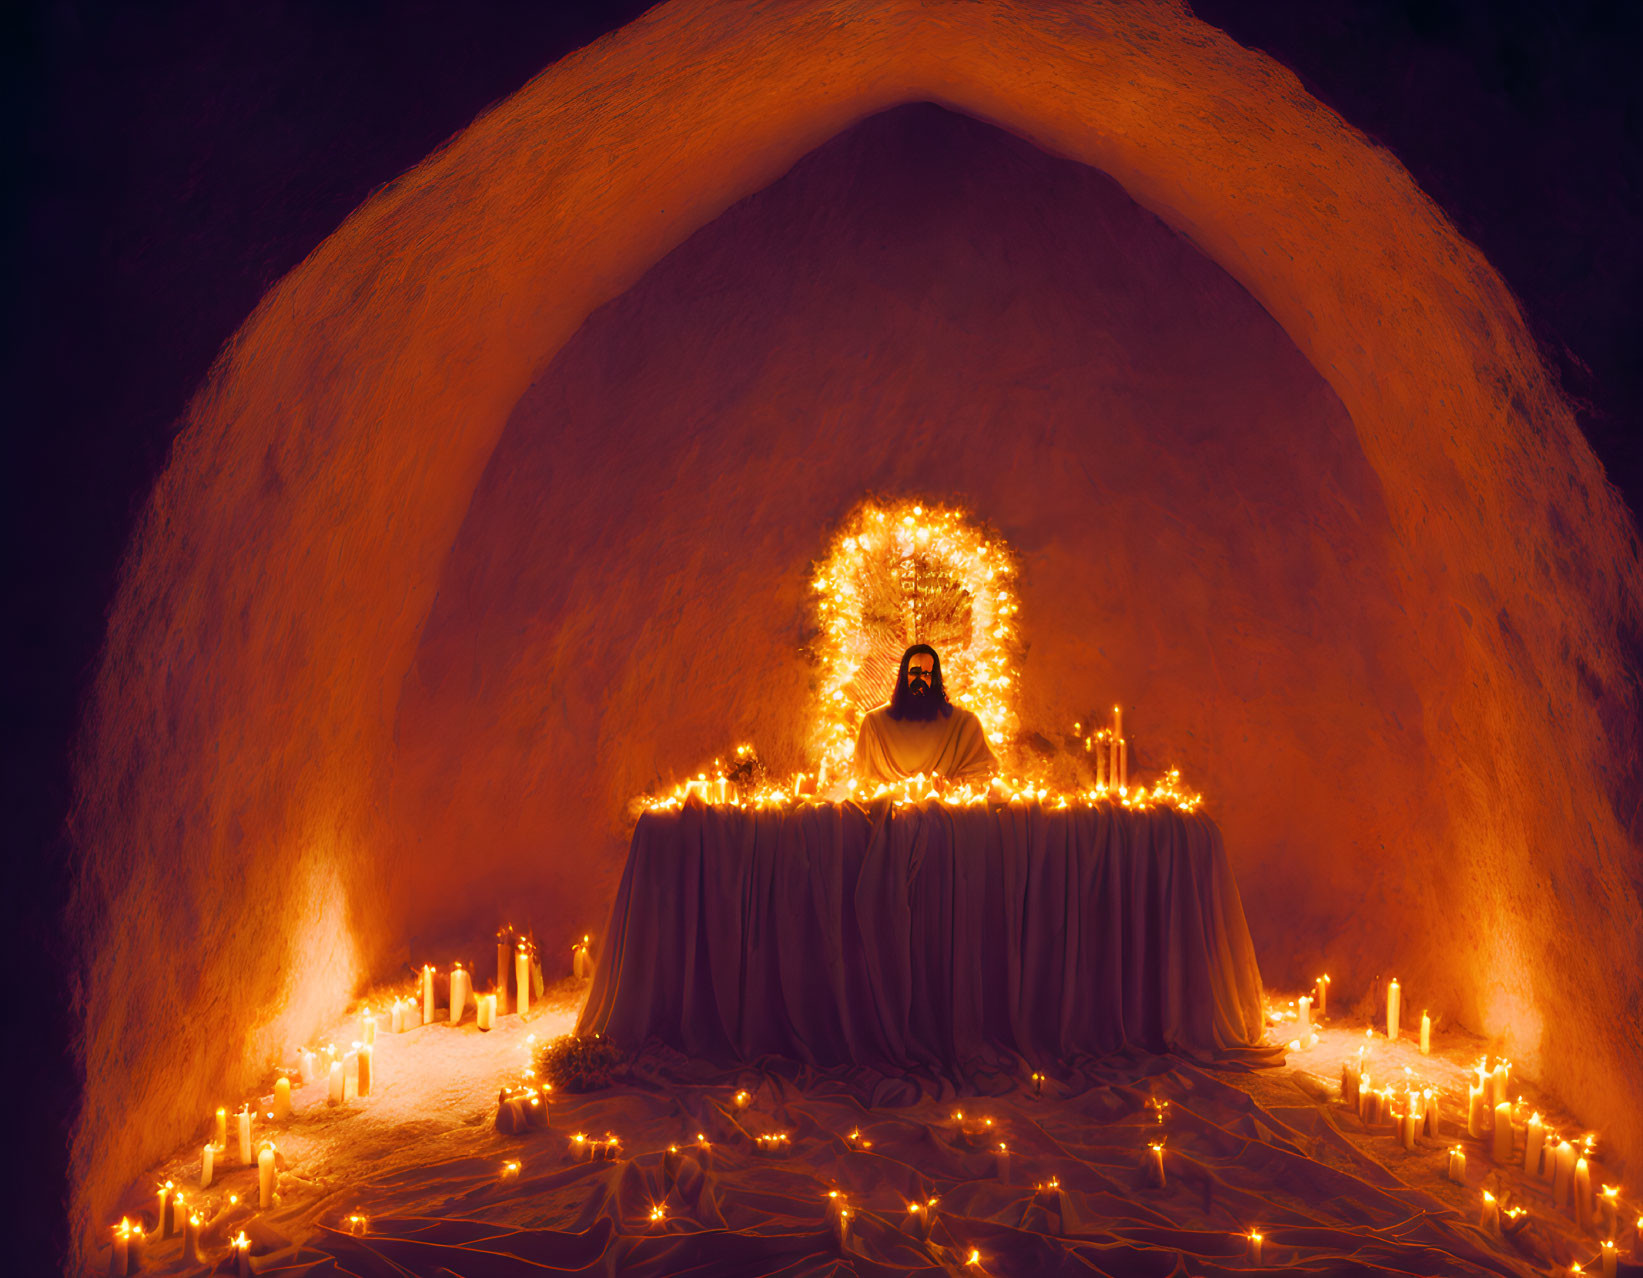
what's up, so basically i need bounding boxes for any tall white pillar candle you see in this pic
[1420,1012,1430,1055]
[272,1077,291,1122]
[257,1144,277,1210]
[1553,1140,1576,1207]
[1467,1084,1486,1138]
[449,965,469,1024]
[422,964,436,1026]
[1297,996,1312,1038]
[200,1144,215,1190]
[1574,1157,1593,1230]
[215,1107,228,1149]
[237,1106,252,1165]
[1492,1102,1514,1163]
[516,945,531,1017]
[327,1059,344,1107]
[1386,979,1400,1041]
[1523,1113,1544,1177]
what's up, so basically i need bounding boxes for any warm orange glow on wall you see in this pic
[67,0,1642,1265]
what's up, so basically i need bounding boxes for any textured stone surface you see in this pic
[69,0,1642,1263]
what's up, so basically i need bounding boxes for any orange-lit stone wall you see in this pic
[69,0,1642,1262]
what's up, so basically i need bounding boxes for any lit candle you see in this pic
[1147,1140,1166,1187]
[109,1219,130,1277]
[572,1132,590,1162]
[327,1058,344,1107]
[422,964,435,1026]
[272,1077,291,1122]
[734,1089,752,1111]
[1488,1060,1510,1108]
[904,1200,931,1241]
[500,1159,520,1181]
[1480,1190,1499,1234]
[1601,1240,1618,1278]
[1031,1071,1044,1098]
[1524,1113,1545,1178]
[1446,1146,1466,1184]
[574,935,593,981]
[449,963,470,1024]
[215,1106,228,1150]
[1553,1139,1577,1208]
[1119,737,1127,789]
[389,1000,404,1034]
[1422,1089,1442,1139]
[1401,1103,1418,1151]
[200,1143,216,1190]
[695,1134,713,1168]
[517,943,532,1018]
[833,1204,851,1247]
[237,1105,253,1164]
[1109,709,1120,788]
[995,1142,1011,1183]
[1574,1157,1593,1230]
[1386,979,1400,1041]
[361,1008,376,1047]
[1315,975,1330,1016]
[343,1049,359,1101]
[1297,995,1312,1038]
[1541,1130,1559,1181]
[1467,1082,1486,1138]
[1598,1185,1619,1238]
[183,1212,203,1266]
[233,1230,251,1278]
[156,1181,175,1238]
[1358,1072,1373,1120]
[257,1143,277,1209]
[1420,1011,1430,1055]
[1247,1231,1263,1265]
[1492,1101,1514,1163]
[497,928,512,1018]
[1341,1059,1360,1108]
[128,1224,146,1272]
[664,1144,682,1182]
[357,1044,373,1097]
[477,993,495,1030]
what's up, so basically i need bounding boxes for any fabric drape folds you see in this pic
[579,798,1271,1069]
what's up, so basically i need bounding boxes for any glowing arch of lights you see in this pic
[808,498,1024,779]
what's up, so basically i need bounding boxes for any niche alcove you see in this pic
[70,0,1642,1265]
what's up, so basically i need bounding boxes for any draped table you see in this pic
[577,797,1270,1070]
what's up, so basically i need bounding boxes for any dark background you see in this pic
[6,1,1639,1268]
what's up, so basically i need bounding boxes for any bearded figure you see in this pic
[852,644,998,786]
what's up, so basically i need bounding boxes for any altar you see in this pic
[578,797,1271,1070]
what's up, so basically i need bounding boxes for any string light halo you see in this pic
[808,496,1023,779]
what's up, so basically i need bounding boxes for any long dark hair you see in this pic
[887,644,953,721]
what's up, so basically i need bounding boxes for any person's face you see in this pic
[906,654,934,696]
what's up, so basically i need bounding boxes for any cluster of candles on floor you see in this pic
[1329,975,1640,1275]
[105,925,594,1274]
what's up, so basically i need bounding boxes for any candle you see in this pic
[237,1105,252,1164]
[1598,1185,1619,1238]
[497,929,512,1017]
[422,964,436,1026]
[1574,1157,1593,1230]
[477,993,495,1030]
[1422,1089,1442,1139]
[664,1144,682,1183]
[695,1134,713,1168]
[572,1132,591,1161]
[200,1143,215,1190]
[1316,974,1330,1016]
[327,1059,344,1106]
[500,1159,521,1181]
[1147,1140,1166,1187]
[390,1000,404,1034]
[1446,1146,1466,1184]
[1420,1011,1431,1055]
[357,1044,373,1097]
[1031,1071,1044,1097]
[299,1048,317,1082]
[1401,1105,1418,1151]
[1601,1240,1618,1278]
[1298,995,1312,1038]
[1480,1190,1499,1234]
[1488,1060,1510,1108]
[362,1008,376,1047]
[128,1224,146,1273]
[833,1204,851,1247]
[734,1089,753,1111]
[183,1212,203,1266]
[156,1181,174,1238]
[258,1143,277,1209]
[343,1050,359,1101]
[450,964,470,1024]
[1119,737,1127,789]
[1541,1131,1559,1181]
[1341,1059,1360,1108]
[1553,1140,1577,1207]
[1247,1231,1263,1265]
[1492,1102,1514,1163]
[1467,1083,1486,1138]
[574,935,593,981]
[995,1142,1011,1183]
[272,1077,291,1122]
[1386,979,1400,1041]
[233,1231,251,1278]
[215,1106,228,1149]
[109,1219,129,1277]
[904,1200,932,1241]
[1110,707,1121,787]
[1358,1073,1373,1120]
[517,942,532,1017]
[1524,1113,1545,1178]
